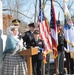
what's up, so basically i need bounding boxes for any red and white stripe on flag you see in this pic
[50,0,58,49]
[39,19,52,54]
[50,0,58,58]
[38,0,52,62]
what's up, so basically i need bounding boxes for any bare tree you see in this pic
[2,0,74,23]
[2,0,33,22]
[43,0,74,15]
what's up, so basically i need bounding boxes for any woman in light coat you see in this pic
[2,26,27,75]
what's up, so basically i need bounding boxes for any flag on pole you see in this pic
[64,0,74,44]
[64,0,74,58]
[50,0,58,58]
[38,0,52,62]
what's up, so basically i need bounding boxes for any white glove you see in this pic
[64,47,69,53]
[17,39,23,51]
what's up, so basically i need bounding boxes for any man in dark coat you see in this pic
[57,20,64,75]
[22,23,35,48]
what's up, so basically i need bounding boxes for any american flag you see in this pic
[50,0,58,58]
[38,0,52,62]
[50,0,58,49]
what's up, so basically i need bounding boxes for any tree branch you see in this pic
[3,9,32,19]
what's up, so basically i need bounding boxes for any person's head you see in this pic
[11,27,18,36]
[33,30,40,40]
[58,24,62,30]
[28,23,35,32]
[12,19,20,26]
[57,20,62,30]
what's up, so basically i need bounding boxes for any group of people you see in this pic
[2,19,74,75]
[2,19,47,75]
[56,20,74,75]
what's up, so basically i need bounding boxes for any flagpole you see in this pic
[41,1,46,75]
[58,11,60,21]
[34,0,37,24]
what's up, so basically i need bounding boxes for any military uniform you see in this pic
[58,29,64,75]
[31,38,44,75]
[23,23,35,48]
[56,20,64,75]
[45,53,50,75]
[23,30,34,48]
[31,30,44,75]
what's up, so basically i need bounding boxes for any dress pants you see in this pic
[32,59,43,75]
[45,53,50,75]
[58,50,64,74]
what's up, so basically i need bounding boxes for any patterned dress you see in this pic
[2,53,27,75]
[2,26,27,75]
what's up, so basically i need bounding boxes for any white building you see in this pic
[0,0,3,74]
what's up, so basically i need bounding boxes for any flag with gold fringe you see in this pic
[64,0,74,58]
[38,0,52,63]
[50,0,58,58]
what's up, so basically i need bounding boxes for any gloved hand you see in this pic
[38,47,45,53]
[64,47,69,53]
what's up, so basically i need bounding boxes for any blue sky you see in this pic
[21,0,64,23]
[22,0,65,24]
[44,1,64,22]
[2,0,74,24]
[30,0,64,24]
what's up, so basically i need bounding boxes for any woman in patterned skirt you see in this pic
[2,26,27,75]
